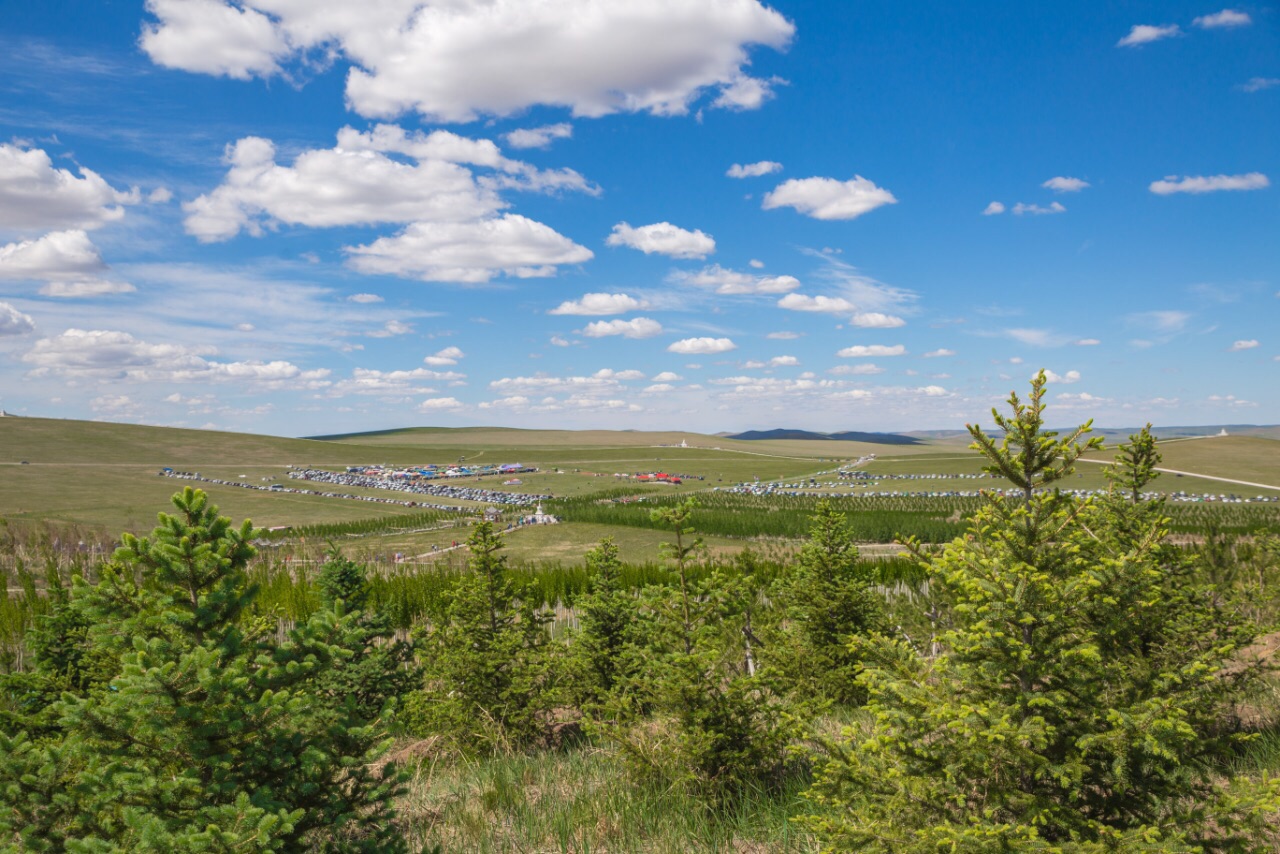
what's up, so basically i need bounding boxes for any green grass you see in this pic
[397,740,817,853]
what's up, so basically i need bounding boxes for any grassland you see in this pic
[3,418,1277,551]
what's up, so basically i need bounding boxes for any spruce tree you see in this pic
[567,537,638,707]
[407,521,552,751]
[0,488,405,852]
[805,377,1280,852]
[768,500,884,708]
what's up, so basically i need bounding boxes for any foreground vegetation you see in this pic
[2,375,1280,851]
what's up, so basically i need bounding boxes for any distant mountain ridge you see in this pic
[727,429,924,446]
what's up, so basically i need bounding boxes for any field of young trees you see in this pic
[2,378,1280,850]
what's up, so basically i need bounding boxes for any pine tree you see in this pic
[768,500,884,708]
[1106,422,1161,503]
[407,521,552,751]
[0,488,406,852]
[806,377,1280,852]
[567,537,638,707]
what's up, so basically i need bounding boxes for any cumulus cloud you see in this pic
[982,201,1006,215]
[1042,369,1081,384]
[1012,201,1066,215]
[580,317,664,339]
[1229,339,1259,351]
[1117,24,1181,47]
[424,346,465,365]
[346,215,593,283]
[837,344,905,358]
[22,328,330,387]
[727,160,782,178]
[418,396,463,411]
[504,123,572,149]
[850,312,905,328]
[184,127,594,243]
[1193,9,1251,28]
[828,363,883,375]
[1149,173,1269,194]
[0,144,138,231]
[142,0,794,122]
[1042,176,1089,192]
[140,0,288,80]
[762,175,897,220]
[0,302,36,336]
[652,371,682,382]
[668,337,736,355]
[549,292,647,315]
[0,230,134,297]
[606,221,715,259]
[669,264,798,295]
[324,367,462,397]
[923,348,955,357]
[769,355,798,366]
[366,320,413,338]
[777,293,856,314]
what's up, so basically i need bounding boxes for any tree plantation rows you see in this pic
[2,374,1280,851]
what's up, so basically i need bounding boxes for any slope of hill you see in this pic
[728,428,922,445]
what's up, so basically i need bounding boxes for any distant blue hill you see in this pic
[728,429,924,445]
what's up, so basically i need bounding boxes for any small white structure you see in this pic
[1218,428,1229,437]
[680,439,688,448]
[522,502,559,525]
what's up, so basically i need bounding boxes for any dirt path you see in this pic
[1074,458,1280,491]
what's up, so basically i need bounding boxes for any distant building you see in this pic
[1218,428,1229,437]
[522,502,559,525]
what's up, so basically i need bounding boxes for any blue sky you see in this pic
[0,1,1275,435]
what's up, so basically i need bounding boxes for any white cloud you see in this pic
[917,385,948,396]
[777,293,856,313]
[550,335,571,347]
[668,337,736,354]
[1229,339,1259,351]
[424,346,465,365]
[418,396,463,411]
[850,312,905,328]
[670,264,798,295]
[712,74,783,110]
[1127,310,1191,333]
[580,317,664,339]
[727,160,782,178]
[1012,201,1066,215]
[606,221,715,259]
[1149,173,1269,194]
[0,144,138,231]
[1074,338,1101,346]
[39,280,136,298]
[148,187,173,204]
[652,372,683,382]
[346,215,593,283]
[478,395,530,409]
[0,230,135,297]
[828,363,883,375]
[923,348,955,357]
[1193,9,1251,28]
[766,331,800,340]
[749,259,764,269]
[22,328,329,387]
[324,367,462,397]
[1242,77,1280,93]
[140,0,288,80]
[837,344,905,358]
[348,292,383,303]
[1004,328,1077,347]
[762,175,897,220]
[593,368,646,381]
[0,302,36,336]
[769,355,799,366]
[642,383,675,394]
[982,201,1005,216]
[366,319,413,338]
[504,123,573,149]
[142,1,794,122]
[1042,369,1081,384]
[1117,24,1181,47]
[549,292,647,316]
[1042,176,1090,192]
